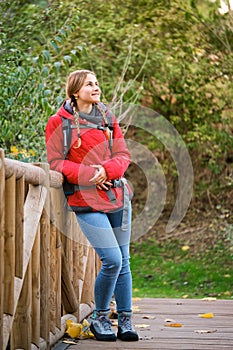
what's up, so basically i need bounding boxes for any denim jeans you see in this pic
[76,203,132,313]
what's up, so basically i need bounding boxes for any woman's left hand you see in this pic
[89,165,112,190]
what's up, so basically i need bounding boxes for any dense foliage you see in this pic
[0,0,232,192]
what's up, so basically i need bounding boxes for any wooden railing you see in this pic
[0,149,100,349]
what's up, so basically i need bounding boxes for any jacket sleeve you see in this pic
[45,115,95,185]
[100,115,131,180]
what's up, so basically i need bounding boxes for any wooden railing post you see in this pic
[37,163,51,350]
[4,173,16,315]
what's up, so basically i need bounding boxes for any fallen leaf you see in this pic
[142,315,156,319]
[140,335,154,340]
[62,339,79,344]
[164,323,182,327]
[195,329,217,334]
[201,297,217,301]
[135,324,150,328]
[182,294,189,299]
[65,319,95,339]
[182,245,190,251]
[164,318,176,323]
[198,312,214,318]
[110,320,118,327]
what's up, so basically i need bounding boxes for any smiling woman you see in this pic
[45,69,139,342]
[68,70,101,113]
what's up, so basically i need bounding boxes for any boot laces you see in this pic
[120,316,132,330]
[98,315,112,331]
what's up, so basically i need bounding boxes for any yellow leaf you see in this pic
[182,245,190,251]
[164,323,182,327]
[65,319,94,339]
[199,312,214,318]
[66,320,82,338]
[182,294,189,299]
[201,297,216,301]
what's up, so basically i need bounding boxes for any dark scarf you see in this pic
[64,100,103,125]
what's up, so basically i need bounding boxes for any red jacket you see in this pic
[45,101,131,212]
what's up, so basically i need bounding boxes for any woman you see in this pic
[45,69,139,342]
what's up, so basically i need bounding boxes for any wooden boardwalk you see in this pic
[63,298,233,350]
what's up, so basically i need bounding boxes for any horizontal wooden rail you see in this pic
[4,158,63,188]
[0,149,98,349]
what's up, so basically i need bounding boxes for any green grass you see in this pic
[130,238,233,299]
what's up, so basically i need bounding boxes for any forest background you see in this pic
[0,0,232,298]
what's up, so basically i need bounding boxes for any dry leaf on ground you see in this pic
[164,318,177,323]
[198,312,214,318]
[195,329,217,334]
[201,297,217,301]
[135,324,150,328]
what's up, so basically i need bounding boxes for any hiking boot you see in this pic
[90,310,117,341]
[117,311,139,341]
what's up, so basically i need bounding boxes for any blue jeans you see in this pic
[76,203,132,313]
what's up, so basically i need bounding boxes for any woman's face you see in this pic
[74,73,101,105]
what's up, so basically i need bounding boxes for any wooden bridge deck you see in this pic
[64,298,233,350]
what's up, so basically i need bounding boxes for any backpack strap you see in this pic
[61,117,72,159]
[98,102,114,153]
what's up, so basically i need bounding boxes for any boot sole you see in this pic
[117,331,139,341]
[90,323,117,341]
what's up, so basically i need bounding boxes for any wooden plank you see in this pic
[80,246,95,306]
[3,184,47,350]
[0,149,5,350]
[31,226,40,347]
[50,222,57,334]
[15,176,25,278]
[61,248,79,313]
[11,258,32,349]
[4,174,16,315]
[55,228,62,329]
[67,298,233,350]
[39,163,50,350]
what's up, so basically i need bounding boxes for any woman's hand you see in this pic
[89,165,112,190]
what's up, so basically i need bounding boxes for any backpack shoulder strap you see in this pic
[98,102,113,129]
[61,117,72,159]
